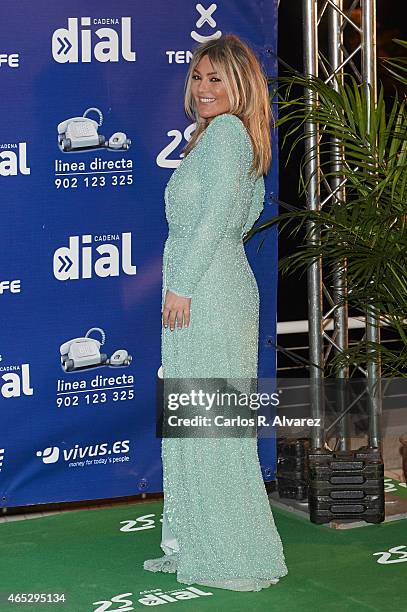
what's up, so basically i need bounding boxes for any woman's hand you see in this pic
[162,290,191,331]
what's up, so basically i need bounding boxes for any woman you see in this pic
[144,34,288,592]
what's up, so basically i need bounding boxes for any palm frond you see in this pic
[257,55,407,376]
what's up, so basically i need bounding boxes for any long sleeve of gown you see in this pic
[167,114,246,298]
[241,174,265,240]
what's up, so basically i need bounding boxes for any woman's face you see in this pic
[191,54,231,122]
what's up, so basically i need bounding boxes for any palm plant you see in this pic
[249,40,407,377]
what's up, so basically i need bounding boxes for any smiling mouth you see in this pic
[199,97,216,103]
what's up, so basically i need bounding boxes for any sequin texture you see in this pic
[143,113,288,591]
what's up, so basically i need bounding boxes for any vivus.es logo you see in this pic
[52,17,136,63]
[53,232,137,281]
[36,440,129,465]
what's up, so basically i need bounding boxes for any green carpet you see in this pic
[0,500,406,611]
[384,477,407,499]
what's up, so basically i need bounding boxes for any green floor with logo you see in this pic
[0,498,406,611]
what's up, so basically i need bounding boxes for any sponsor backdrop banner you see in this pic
[0,1,279,506]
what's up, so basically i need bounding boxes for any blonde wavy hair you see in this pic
[182,33,272,177]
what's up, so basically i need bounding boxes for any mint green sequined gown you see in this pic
[144,113,288,591]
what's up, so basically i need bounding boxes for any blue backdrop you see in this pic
[0,0,279,506]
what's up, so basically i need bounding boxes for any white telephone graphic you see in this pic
[57,107,131,152]
[58,108,105,152]
[60,327,132,372]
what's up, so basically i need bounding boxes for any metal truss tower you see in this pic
[302,1,380,449]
